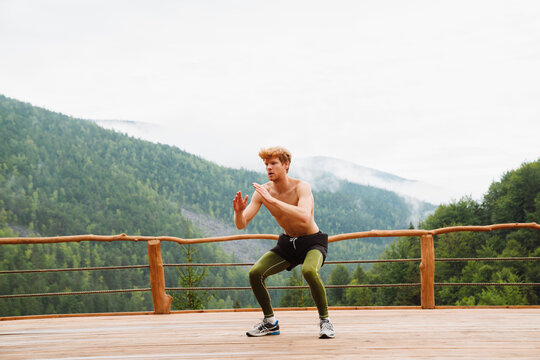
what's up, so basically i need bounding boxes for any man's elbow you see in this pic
[234,218,247,230]
[235,223,246,230]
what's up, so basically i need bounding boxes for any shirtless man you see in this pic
[233,146,335,339]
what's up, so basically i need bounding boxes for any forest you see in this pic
[0,94,538,316]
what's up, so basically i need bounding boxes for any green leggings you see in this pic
[248,249,328,319]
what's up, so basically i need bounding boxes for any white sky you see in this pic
[1,0,538,202]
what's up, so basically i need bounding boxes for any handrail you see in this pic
[328,223,540,242]
[0,233,279,245]
[1,222,539,314]
[1,222,538,245]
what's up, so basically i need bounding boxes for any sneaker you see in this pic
[319,319,335,339]
[246,318,280,337]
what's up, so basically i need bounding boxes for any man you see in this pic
[233,146,335,339]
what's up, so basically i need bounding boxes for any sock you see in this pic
[265,316,277,325]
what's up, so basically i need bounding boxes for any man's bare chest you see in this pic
[269,189,299,206]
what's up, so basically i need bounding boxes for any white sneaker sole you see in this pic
[246,330,280,337]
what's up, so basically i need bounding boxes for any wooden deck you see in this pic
[1,309,539,359]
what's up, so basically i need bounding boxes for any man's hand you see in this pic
[233,190,261,230]
[233,191,248,213]
[252,183,275,204]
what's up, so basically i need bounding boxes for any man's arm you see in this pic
[252,182,313,224]
[233,191,262,230]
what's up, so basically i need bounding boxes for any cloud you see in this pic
[1,0,538,200]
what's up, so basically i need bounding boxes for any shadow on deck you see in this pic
[1,309,539,359]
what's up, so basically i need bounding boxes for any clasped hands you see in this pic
[233,183,274,213]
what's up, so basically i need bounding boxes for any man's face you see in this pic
[264,157,288,181]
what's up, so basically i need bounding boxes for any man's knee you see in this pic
[249,265,263,283]
[301,264,318,282]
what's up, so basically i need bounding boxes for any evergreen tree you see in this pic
[279,268,314,308]
[327,264,351,306]
[171,221,210,310]
[345,265,372,305]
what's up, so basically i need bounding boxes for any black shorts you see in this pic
[270,231,328,271]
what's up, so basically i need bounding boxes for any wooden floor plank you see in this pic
[1,309,539,359]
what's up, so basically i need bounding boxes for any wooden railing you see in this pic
[1,222,539,315]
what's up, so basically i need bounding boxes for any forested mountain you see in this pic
[0,94,433,316]
[2,94,536,315]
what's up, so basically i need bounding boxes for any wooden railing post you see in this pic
[147,240,172,314]
[420,234,435,309]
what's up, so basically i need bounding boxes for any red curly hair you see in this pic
[258,146,292,171]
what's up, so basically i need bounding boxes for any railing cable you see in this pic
[166,283,421,292]
[436,282,540,287]
[0,288,151,299]
[435,257,540,262]
[0,265,149,274]
[2,257,538,275]
[163,258,422,268]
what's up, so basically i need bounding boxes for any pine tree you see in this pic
[171,220,210,310]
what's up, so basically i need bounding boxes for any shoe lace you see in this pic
[253,319,268,330]
[320,320,333,332]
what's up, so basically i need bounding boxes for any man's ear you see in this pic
[284,161,290,173]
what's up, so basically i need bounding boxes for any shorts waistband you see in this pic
[282,231,322,239]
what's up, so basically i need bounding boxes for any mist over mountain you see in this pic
[289,157,436,225]
[291,156,450,205]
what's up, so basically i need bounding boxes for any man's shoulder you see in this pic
[261,181,272,189]
[289,177,312,192]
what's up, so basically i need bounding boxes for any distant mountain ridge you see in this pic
[291,156,448,204]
